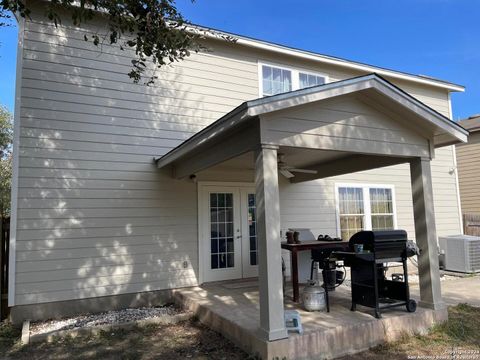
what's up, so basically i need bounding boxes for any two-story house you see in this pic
[6,2,468,358]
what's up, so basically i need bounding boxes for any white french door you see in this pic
[199,184,258,282]
[240,188,259,278]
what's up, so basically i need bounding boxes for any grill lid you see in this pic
[349,230,408,246]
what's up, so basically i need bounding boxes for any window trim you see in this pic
[334,183,398,238]
[258,61,329,98]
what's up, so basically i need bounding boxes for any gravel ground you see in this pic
[30,305,182,336]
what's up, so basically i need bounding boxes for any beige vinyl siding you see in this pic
[430,146,463,235]
[393,79,451,117]
[279,163,414,239]
[14,5,461,306]
[278,146,461,274]
[456,132,480,214]
[277,164,412,274]
[261,95,431,158]
[15,13,259,305]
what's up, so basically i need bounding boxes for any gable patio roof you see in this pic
[155,74,468,170]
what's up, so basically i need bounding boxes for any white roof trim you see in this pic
[191,26,465,93]
[247,74,468,142]
[155,104,249,168]
[156,74,468,168]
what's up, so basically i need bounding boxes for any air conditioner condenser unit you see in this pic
[439,235,480,273]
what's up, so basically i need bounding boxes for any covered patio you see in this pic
[155,74,468,359]
[173,279,445,359]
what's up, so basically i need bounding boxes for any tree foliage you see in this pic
[0,106,12,218]
[0,0,202,84]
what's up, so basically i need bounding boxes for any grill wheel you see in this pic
[406,299,417,313]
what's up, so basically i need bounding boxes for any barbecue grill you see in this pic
[331,230,417,318]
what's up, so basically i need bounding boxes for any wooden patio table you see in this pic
[281,240,350,302]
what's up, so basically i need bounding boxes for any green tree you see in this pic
[0,0,204,85]
[0,106,12,218]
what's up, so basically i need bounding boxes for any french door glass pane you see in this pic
[248,193,258,266]
[210,193,234,269]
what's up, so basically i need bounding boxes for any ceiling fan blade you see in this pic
[279,168,295,178]
[289,168,318,174]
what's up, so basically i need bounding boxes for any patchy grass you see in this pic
[0,319,250,360]
[341,303,480,359]
[1,304,479,359]
[0,321,21,355]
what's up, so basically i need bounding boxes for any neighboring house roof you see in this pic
[155,73,468,169]
[458,115,480,133]
[194,25,465,93]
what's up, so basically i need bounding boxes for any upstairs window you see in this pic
[260,63,327,97]
[262,65,292,96]
[299,72,325,88]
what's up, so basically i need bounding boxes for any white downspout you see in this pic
[448,92,464,234]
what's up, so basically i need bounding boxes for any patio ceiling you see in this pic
[155,74,468,181]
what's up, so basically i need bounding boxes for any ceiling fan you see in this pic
[277,153,318,178]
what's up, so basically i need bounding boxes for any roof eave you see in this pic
[247,74,468,141]
[155,103,250,168]
[190,25,465,93]
[156,74,468,169]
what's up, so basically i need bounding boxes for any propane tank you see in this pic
[302,262,326,311]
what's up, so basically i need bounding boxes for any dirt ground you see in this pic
[1,304,479,360]
[0,319,250,360]
[340,304,480,360]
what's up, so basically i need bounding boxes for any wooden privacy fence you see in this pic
[463,213,480,237]
[0,217,9,320]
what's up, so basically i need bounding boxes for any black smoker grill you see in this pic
[331,230,417,318]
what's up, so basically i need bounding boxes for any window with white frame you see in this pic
[299,72,325,89]
[261,65,292,96]
[337,185,396,240]
[260,63,327,97]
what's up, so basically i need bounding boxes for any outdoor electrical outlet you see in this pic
[183,261,188,269]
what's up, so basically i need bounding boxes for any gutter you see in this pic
[189,25,465,93]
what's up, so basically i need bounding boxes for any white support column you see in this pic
[410,157,445,310]
[255,144,288,341]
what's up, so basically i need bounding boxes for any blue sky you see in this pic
[0,0,478,120]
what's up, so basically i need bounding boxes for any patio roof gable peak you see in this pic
[155,74,468,171]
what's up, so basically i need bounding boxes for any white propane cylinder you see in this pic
[302,280,326,311]
[302,262,326,311]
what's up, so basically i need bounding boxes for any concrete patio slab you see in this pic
[411,275,480,307]
[173,279,449,359]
